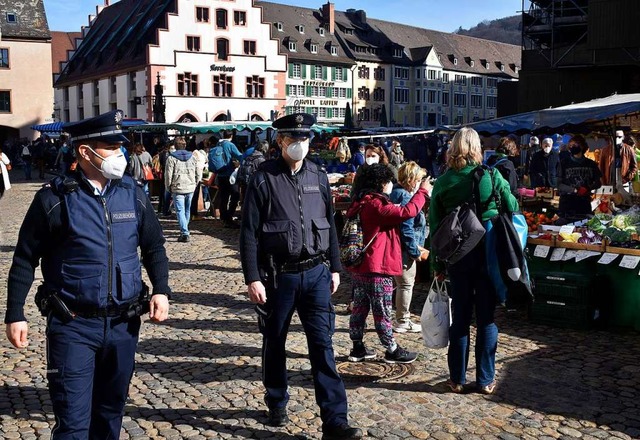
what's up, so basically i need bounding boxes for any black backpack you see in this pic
[431,166,486,265]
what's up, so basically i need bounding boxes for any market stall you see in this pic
[469,93,640,331]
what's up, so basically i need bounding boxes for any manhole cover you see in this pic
[336,361,415,383]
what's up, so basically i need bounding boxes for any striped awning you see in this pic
[30,122,64,133]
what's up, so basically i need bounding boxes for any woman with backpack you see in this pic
[429,127,518,395]
[345,163,431,364]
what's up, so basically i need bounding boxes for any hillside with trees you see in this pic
[455,15,521,46]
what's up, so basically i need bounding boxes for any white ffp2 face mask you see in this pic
[286,139,309,161]
[365,156,379,165]
[88,147,128,179]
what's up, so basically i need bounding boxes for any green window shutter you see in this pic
[301,65,307,79]
[327,108,333,118]
[322,66,327,80]
[342,68,348,80]
[327,87,333,97]
[288,64,294,78]
[347,88,352,99]
[331,67,336,81]
[310,67,316,79]
[306,85,312,96]
[306,107,311,114]
[286,85,290,95]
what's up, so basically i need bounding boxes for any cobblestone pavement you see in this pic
[1,175,640,440]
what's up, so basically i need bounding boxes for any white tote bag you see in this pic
[421,278,451,349]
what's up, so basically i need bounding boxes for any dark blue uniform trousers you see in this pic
[46,314,141,439]
[259,263,349,429]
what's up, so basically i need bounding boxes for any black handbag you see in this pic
[432,167,486,265]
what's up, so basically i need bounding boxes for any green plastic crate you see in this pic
[529,272,598,330]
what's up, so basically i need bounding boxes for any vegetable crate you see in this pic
[529,271,600,330]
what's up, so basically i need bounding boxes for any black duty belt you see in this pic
[71,302,136,318]
[279,254,326,273]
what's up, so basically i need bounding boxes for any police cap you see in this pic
[272,113,316,138]
[63,110,129,145]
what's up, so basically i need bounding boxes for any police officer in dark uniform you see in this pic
[4,110,171,439]
[240,113,362,440]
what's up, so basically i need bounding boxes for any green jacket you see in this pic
[429,164,519,269]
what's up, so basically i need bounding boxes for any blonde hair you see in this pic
[397,161,426,187]
[447,127,483,171]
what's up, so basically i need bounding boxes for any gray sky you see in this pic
[44,0,523,33]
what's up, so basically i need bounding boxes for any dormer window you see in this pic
[470,60,475,67]
[318,27,325,36]
[289,41,297,51]
[330,46,338,56]
[6,12,17,23]
[393,48,403,58]
[483,60,489,69]
[310,43,318,54]
[297,24,305,34]
[500,63,505,72]
[345,28,354,35]
[453,58,458,65]
[276,22,283,32]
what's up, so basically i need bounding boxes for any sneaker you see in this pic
[477,380,496,395]
[223,220,240,229]
[267,407,289,427]
[393,320,422,333]
[384,346,417,364]
[347,343,376,362]
[177,235,190,243]
[322,423,363,440]
[446,379,466,394]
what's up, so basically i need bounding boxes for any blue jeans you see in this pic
[173,192,192,236]
[447,243,498,387]
[23,161,32,180]
[258,263,348,429]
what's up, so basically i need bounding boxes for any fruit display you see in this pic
[557,228,603,245]
[524,210,558,233]
[331,185,352,202]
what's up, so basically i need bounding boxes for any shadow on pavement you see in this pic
[489,317,640,437]
[0,384,50,418]
[124,406,307,439]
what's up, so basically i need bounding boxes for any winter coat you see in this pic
[345,189,428,276]
[164,150,202,194]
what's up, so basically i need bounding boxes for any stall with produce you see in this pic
[460,94,640,330]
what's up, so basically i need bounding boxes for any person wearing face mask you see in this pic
[4,110,171,439]
[558,134,602,219]
[598,130,638,186]
[350,144,390,198]
[345,163,431,364]
[240,113,362,439]
[527,137,560,188]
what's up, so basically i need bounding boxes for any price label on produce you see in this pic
[598,253,618,265]
[559,225,575,235]
[533,245,551,258]
[549,247,566,261]
[562,250,578,261]
[619,255,640,270]
[575,250,601,262]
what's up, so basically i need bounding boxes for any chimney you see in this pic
[104,0,110,6]
[322,2,335,35]
[355,10,366,24]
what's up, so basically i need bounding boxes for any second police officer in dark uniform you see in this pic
[240,113,362,440]
[4,110,171,439]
